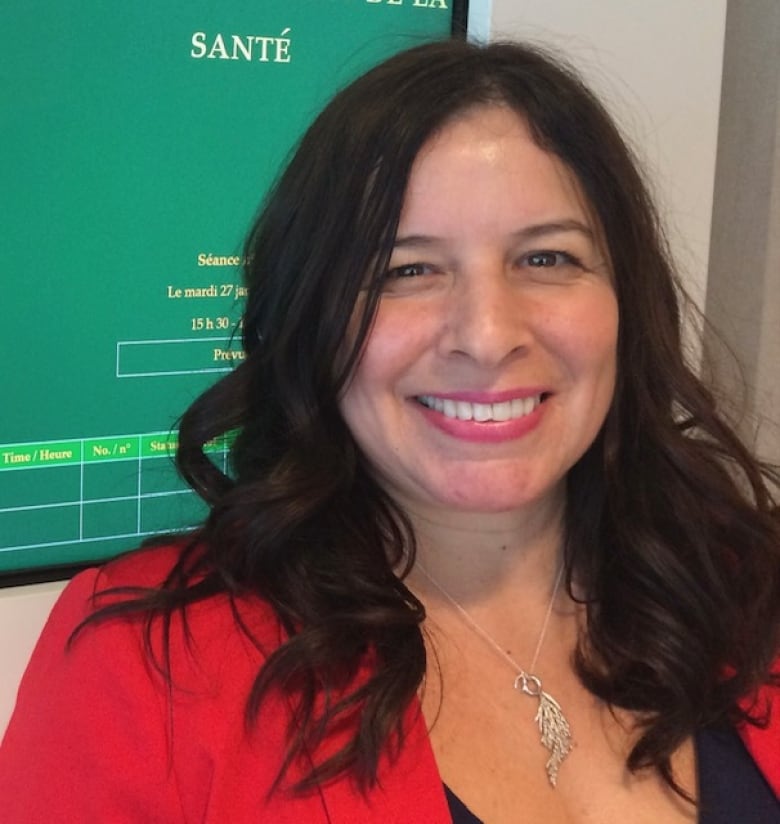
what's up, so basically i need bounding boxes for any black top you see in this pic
[697,727,779,822]
[444,782,482,824]
[444,728,780,823]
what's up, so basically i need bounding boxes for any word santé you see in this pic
[191,30,291,63]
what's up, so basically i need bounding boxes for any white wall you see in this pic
[475,0,728,309]
[706,0,780,462]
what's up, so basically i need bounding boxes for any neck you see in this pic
[404,487,566,608]
[405,493,577,789]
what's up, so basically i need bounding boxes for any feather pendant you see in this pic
[515,672,573,787]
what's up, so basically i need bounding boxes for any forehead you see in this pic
[399,105,595,235]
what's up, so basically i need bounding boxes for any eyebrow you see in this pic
[393,219,595,248]
[513,219,595,242]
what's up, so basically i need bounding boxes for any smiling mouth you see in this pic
[416,394,546,422]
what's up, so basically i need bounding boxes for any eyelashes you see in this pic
[384,262,439,280]
[384,250,585,280]
[523,250,583,269]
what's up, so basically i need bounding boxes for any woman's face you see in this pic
[339,105,618,522]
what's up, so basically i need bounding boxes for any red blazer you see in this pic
[0,546,448,823]
[740,665,780,798]
[1,544,778,822]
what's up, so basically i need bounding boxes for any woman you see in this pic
[2,39,779,822]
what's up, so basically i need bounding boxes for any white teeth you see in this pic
[418,394,543,422]
[455,401,473,421]
[473,403,492,422]
[492,401,512,422]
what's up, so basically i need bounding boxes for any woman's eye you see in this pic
[385,262,433,279]
[380,260,444,295]
[524,250,578,268]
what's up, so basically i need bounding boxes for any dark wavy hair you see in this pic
[86,39,780,795]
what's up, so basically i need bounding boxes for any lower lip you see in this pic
[415,398,546,443]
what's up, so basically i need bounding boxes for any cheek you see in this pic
[339,320,410,439]
[352,303,434,391]
[549,292,619,381]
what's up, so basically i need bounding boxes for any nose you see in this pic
[440,261,532,367]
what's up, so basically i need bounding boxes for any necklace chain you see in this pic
[416,561,574,787]
[422,563,564,675]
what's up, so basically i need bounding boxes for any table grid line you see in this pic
[1,526,198,555]
[1,430,227,558]
[1,488,194,516]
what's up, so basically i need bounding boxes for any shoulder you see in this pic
[27,541,189,646]
[82,539,285,651]
[0,544,187,819]
[96,538,192,587]
[5,538,287,710]
[6,538,287,742]
[739,657,780,798]
[1,541,449,822]
[91,544,290,696]
[0,541,289,821]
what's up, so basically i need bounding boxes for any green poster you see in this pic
[1,1,463,580]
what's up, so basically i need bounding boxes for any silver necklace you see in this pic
[418,563,573,787]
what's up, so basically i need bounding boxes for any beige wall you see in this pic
[706,0,780,462]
